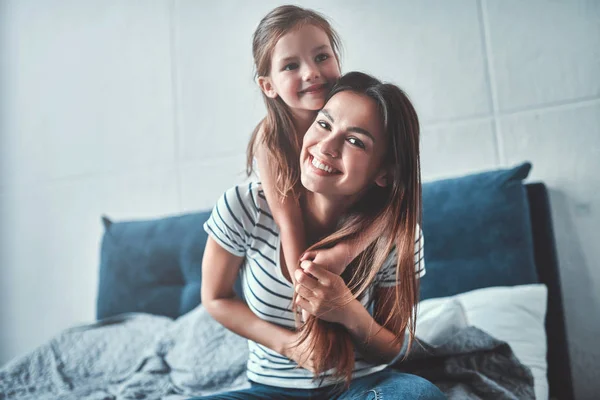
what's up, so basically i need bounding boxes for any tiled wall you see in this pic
[1,0,598,397]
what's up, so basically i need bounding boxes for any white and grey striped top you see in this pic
[204,182,425,388]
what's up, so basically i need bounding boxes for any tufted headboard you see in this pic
[96,163,573,399]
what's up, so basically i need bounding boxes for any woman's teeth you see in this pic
[311,156,335,173]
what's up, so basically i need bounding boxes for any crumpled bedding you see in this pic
[0,305,533,399]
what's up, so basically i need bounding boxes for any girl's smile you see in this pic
[259,24,341,116]
[299,83,329,96]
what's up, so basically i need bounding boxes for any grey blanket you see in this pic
[0,306,534,399]
[394,327,535,399]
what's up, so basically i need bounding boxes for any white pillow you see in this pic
[416,298,468,346]
[417,284,548,400]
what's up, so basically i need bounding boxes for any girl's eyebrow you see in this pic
[319,109,376,142]
[312,44,330,53]
[280,44,330,63]
[280,55,298,63]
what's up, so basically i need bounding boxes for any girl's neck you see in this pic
[290,108,317,141]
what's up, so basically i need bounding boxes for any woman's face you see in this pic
[300,91,388,200]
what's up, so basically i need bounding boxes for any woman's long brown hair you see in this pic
[292,72,422,387]
[246,5,342,198]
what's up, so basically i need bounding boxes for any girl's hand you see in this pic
[294,260,357,325]
[301,245,352,276]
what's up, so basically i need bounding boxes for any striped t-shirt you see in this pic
[203,183,425,388]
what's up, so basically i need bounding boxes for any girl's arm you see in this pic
[254,139,306,283]
[302,225,378,276]
[201,237,295,355]
[294,262,405,364]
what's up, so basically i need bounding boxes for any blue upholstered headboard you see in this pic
[96,162,574,400]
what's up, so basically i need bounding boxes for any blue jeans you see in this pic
[188,368,446,399]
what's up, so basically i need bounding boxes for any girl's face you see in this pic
[259,24,341,114]
[300,91,388,201]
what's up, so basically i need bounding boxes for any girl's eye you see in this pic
[283,63,299,71]
[315,53,330,63]
[347,137,366,149]
[317,120,331,130]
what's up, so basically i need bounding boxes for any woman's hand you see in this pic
[281,330,319,373]
[294,260,358,325]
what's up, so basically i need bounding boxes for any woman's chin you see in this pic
[300,175,316,193]
[301,174,329,195]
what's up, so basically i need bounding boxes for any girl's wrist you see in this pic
[340,298,369,333]
[332,241,354,266]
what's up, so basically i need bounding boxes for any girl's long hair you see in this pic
[246,5,342,198]
[292,72,422,387]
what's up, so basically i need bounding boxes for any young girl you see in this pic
[194,72,440,399]
[246,5,375,292]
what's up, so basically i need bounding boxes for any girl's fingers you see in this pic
[300,251,317,262]
[301,262,331,286]
[301,309,310,324]
[295,283,315,300]
[294,268,319,290]
[295,295,313,314]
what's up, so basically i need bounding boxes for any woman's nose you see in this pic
[319,137,341,159]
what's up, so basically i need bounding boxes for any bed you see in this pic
[0,162,575,399]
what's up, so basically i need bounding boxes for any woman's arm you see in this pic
[202,237,324,371]
[255,139,306,283]
[294,261,404,364]
[342,286,405,364]
[201,237,294,355]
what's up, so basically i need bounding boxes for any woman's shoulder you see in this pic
[217,182,272,221]
[219,182,262,205]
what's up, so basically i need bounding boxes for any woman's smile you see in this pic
[308,155,341,175]
[300,90,386,199]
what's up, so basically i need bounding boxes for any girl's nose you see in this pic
[302,62,320,81]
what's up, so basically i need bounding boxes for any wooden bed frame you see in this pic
[526,183,574,400]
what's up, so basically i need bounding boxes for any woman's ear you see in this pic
[257,76,278,99]
[375,169,388,187]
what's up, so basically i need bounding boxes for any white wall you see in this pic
[1,0,598,397]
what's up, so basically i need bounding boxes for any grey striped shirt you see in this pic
[204,182,425,388]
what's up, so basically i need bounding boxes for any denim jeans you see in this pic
[188,367,446,399]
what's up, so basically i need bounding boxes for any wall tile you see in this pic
[485,0,600,111]
[332,0,492,122]
[0,166,179,364]
[500,101,600,399]
[179,153,251,213]
[0,0,176,190]
[421,119,499,180]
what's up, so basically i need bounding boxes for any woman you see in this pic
[193,72,444,399]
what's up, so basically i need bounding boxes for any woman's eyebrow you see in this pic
[319,109,376,142]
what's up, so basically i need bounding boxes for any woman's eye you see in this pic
[317,120,330,130]
[347,137,365,149]
[315,53,330,63]
[283,63,299,71]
